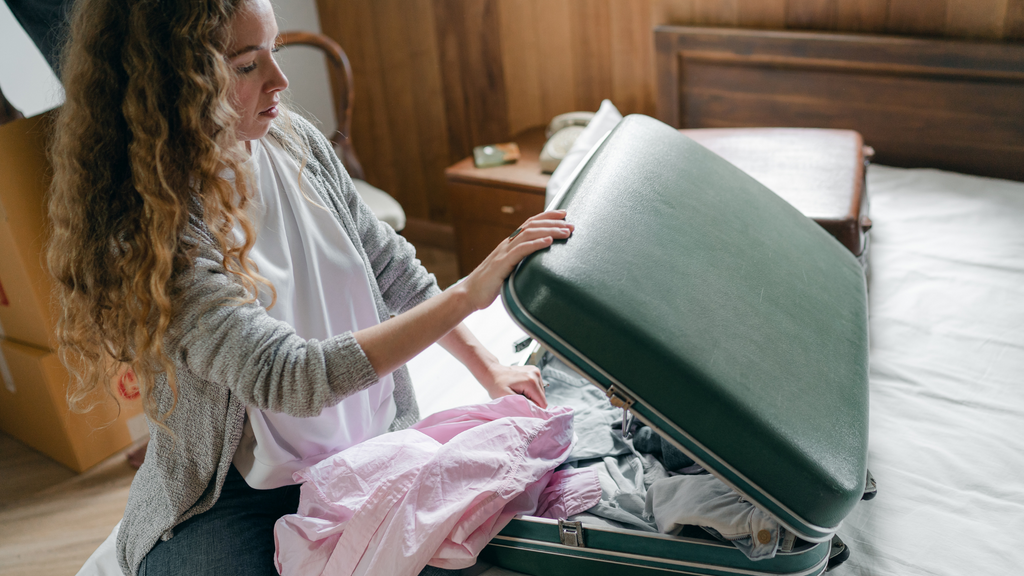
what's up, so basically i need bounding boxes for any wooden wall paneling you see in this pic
[1008,0,1024,40]
[498,0,578,136]
[654,25,683,128]
[434,0,510,163]
[835,0,889,33]
[650,0,697,27]
[498,1,545,137]
[609,0,657,116]
[366,0,447,221]
[736,0,786,28]
[569,0,615,112]
[638,0,1024,39]
[433,0,470,164]
[946,0,1009,39]
[693,0,738,26]
[785,0,838,30]
[531,0,578,124]
[387,0,451,222]
[467,0,512,147]
[319,0,401,204]
[887,0,947,36]
[316,0,1024,229]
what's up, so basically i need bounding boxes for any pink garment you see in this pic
[274,395,601,576]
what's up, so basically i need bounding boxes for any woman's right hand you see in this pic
[459,209,574,312]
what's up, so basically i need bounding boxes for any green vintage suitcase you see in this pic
[487,115,869,575]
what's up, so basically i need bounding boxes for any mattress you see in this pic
[833,166,1024,575]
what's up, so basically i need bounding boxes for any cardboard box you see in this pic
[0,111,59,350]
[0,337,148,472]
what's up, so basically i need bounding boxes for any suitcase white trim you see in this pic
[489,538,828,576]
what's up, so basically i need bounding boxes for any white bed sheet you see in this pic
[836,165,1024,575]
[79,165,1024,576]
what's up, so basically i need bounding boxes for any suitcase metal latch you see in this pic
[607,386,636,437]
[558,519,585,548]
[606,386,635,410]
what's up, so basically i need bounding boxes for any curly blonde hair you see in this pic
[47,0,272,428]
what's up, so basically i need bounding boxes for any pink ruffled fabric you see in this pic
[274,395,601,576]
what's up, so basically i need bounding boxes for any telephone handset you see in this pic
[540,111,595,174]
[546,111,595,138]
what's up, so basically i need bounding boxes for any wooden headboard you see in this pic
[654,26,1024,182]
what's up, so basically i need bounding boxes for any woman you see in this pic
[46,0,573,574]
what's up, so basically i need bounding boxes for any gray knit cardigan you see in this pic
[115,114,442,576]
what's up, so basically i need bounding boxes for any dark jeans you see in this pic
[139,465,462,576]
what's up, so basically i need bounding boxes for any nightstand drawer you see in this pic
[450,183,545,228]
[449,183,545,275]
[452,221,530,277]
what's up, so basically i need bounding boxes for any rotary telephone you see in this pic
[539,111,595,173]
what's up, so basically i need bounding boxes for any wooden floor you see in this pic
[0,242,459,576]
[0,433,140,576]
[409,243,460,291]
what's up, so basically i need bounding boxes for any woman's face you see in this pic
[226,0,288,143]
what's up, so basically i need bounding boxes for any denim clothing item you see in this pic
[538,355,630,462]
[418,568,462,576]
[138,466,300,576]
[566,451,671,532]
[632,425,696,472]
[138,466,461,576]
[575,454,658,532]
[645,474,781,561]
[539,353,681,531]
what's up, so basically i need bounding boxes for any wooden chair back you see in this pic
[276,31,366,181]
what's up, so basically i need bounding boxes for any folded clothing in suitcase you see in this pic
[490,115,869,575]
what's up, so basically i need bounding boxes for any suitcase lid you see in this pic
[502,115,869,542]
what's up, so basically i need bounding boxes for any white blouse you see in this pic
[231,136,396,489]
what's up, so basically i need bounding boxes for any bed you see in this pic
[647,25,1024,575]
[408,181,1024,576]
[411,162,1024,576]
[413,26,1024,575]
[79,26,1024,576]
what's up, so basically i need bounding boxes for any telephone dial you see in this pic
[539,111,595,173]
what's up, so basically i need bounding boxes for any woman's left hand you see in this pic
[481,363,547,408]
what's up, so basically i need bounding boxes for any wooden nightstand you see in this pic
[445,128,549,277]
[446,126,870,276]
